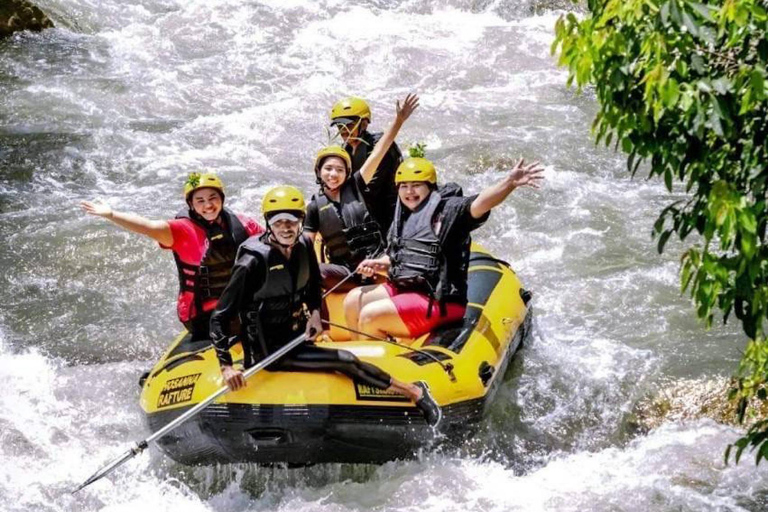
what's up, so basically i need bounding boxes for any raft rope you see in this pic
[321,319,457,382]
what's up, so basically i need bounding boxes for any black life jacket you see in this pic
[173,208,249,319]
[239,235,312,364]
[388,184,466,315]
[315,179,383,268]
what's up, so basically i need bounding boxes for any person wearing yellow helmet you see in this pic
[306,94,419,293]
[329,95,405,233]
[209,185,441,426]
[344,157,545,340]
[80,172,264,339]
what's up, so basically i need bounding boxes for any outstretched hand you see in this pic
[80,199,113,218]
[395,93,420,124]
[507,159,545,189]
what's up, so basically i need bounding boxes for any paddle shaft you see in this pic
[73,332,307,493]
[147,332,306,443]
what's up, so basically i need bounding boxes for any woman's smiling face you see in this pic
[397,181,431,211]
[319,156,348,191]
[190,188,223,221]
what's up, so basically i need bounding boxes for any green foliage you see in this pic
[408,142,428,159]
[185,172,201,189]
[552,0,768,463]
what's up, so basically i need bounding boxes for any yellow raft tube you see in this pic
[139,243,532,465]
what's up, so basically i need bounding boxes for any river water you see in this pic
[1,0,767,510]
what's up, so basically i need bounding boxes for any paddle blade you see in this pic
[71,442,146,494]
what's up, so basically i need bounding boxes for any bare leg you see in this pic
[358,298,411,339]
[343,284,391,331]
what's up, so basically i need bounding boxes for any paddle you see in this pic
[72,332,308,493]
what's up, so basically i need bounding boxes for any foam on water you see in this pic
[0,0,756,509]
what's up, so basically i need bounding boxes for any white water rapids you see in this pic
[1,1,767,510]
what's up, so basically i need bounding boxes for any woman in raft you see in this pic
[210,185,442,426]
[344,156,544,340]
[80,173,263,340]
[304,94,419,292]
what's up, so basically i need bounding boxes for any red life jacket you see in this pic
[172,208,251,323]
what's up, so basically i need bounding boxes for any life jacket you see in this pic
[315,179,383,268]
[172,208,249,321]
[239,235,312,364]
[388,184,467,316]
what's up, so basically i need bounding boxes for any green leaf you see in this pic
[660,0,671,25]
[709,108,724,136]
[689,2,714,21]
[670,0,683,25]
[742,234,757,259]
[750,70,766,100]
[682,10,700,37]
[713,77,732,95]
[740,210,758,234]
[658,230,673,254]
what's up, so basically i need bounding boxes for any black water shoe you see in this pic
[414,381,442,428]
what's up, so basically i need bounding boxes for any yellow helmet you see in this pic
[314,146,352,181]
[184,172,225,202]
[262,185,306,218]
[395,158,437,185]
[329,97,371,126]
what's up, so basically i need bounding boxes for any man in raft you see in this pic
[209,185,443,427]
[80,173,264,340]
[305,94,419,292]
[329,96,403,234]
[344,156,545,340]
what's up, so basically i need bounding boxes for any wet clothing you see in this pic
[161,208,263,337]
[381,281,466,338]
[344,130,402,233]
[209,234,392,390]
[386,191,489,328]
[210,233,320,367]
[305,172,384,271]
[268,345,391,390]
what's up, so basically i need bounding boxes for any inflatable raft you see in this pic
[139,243,532,465]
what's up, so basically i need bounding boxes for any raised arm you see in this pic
[469,159,545,219]
[80,200,173,247]
[359,94,420,184]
